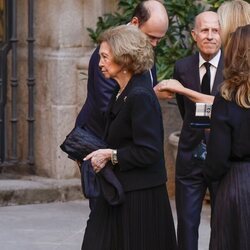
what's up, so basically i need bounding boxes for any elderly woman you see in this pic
[82,25,177,250]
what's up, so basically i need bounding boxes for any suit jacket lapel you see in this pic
[104,85,119,139]
[211,53,224,95]
[105,73,151,140]
[111,79,133,116]
[190,53,201,92]
[105,77,133,139]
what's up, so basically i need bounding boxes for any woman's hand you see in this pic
[157,79,185,94]
[158,79,214,104]
[84,149,112,173]
[154,81,175,100]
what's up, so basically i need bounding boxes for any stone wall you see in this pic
[19,0,118,178]
[33,0,85,178]
[161,101,182,197]
[10,0,182,187]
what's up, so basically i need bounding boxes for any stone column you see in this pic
[33,0,117,179]
[160,101,182,198]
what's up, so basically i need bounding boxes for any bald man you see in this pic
[173,11,223,250]
[75,0,169,210]
[130,0,169,47]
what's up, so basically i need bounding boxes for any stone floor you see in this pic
[0,199,211,250]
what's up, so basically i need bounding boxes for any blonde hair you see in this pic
[99,25,154,74]
[220,25,250,108]
[218,0,250,47]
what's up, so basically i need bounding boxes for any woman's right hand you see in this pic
[84,149,112,173]
[158,79,185,94]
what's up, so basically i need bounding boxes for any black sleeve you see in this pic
[173,63,185,120]
[204,95,232,181]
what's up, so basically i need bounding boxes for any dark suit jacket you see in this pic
[105,72,166,192]
[173,52,224,175]
[75,47,117,138]
[75,46,157,139]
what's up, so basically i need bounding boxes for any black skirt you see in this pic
[82,184,177,250]
[209,161,250,250]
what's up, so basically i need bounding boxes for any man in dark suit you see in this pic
[75,0,169,209]
[173,11,223,250]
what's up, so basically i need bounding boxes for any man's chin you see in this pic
[203,48,220,56]
[204,45,220,51]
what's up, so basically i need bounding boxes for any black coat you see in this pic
[60,126,125,205]
[105,72,167,192]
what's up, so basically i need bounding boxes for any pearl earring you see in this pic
[123,70,127,74]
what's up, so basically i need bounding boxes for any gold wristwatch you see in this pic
[111,149,118,165]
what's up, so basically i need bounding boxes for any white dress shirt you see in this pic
[199,50,221,92]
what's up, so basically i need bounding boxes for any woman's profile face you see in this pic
[99,41,123,79]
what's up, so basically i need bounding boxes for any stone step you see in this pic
[0,174,84,206]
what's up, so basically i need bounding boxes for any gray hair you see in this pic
[99,25,154,74]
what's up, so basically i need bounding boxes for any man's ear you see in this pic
[191,30,197,42]
[130,17,140,27]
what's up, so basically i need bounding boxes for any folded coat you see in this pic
[60,126,124,205]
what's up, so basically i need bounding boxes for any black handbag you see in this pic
[60,126,107,161]
[60,126,125,205]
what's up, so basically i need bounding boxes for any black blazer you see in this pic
[173,52,224,175]
[105,72,167,192]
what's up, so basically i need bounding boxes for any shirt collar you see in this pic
[199,49,221,68]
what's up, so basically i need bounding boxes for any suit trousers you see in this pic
[175,159,217,250]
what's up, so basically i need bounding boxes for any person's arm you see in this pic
[85,89,164,172]
[157,79,215,104]
[154,83,175,99]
